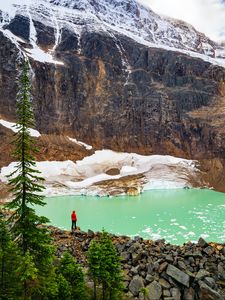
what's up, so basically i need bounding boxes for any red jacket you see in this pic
[71,212,77,221]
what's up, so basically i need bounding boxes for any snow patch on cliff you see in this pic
[0,119,41,137]
[68,137,93,150]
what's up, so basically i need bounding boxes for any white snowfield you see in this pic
[0,0,224,67]
[0,119,41,137]
[0,150,198,197]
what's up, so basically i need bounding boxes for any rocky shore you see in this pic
[51,227,225,300]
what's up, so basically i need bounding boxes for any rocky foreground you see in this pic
[51,227,225,300]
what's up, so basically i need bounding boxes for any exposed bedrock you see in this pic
[1,25,225,190]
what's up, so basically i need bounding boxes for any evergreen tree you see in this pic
[0,214,23,299]
[56,252,87,300]
[87,239,102,300]
[87,231,124,300]
[7,59,47,254]
[99,231,124,300]
[6,60,58,299]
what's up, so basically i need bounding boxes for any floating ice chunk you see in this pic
[179,225,187,230]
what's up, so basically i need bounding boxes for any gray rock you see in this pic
[165,255,174,263]
[177,260,186,270]
[192,251,203,258]
[218,264,225,280]
[198,281,223,300]
[131,266,139,275]
[146,280,162,300]
[129,275,144,297]
[87,229,94,237]
[203,246,215,256]
[197,237,208,248]
[132,251,142,264]
[116,243,126,253]
[145,274,154,284]
[183,287,195,300]
[166,264,190,287]
[159,261,168,273]
[163,289,171,297]
[134,236,143,242]
[125,291,136,300]
[147,262,154,274]
[204,277,216,289]
[159,278,171,289]
[195,269,210,280]
[121,251,130,262]
[171,287,181,300]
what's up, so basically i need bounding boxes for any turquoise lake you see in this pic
[34,189,225,244]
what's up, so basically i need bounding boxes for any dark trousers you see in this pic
[71,220,77,230]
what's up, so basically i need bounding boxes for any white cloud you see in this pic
[139,0,225,42]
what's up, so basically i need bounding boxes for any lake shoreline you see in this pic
[51,226,225,299]
[1,207,225,299]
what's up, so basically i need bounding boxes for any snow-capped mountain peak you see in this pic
[0,0,224,66]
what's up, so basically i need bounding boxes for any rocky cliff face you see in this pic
[0,0,225,164]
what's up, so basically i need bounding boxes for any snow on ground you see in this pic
[0,119,41,137]
[0,149,198,197]
[68,137,93,150]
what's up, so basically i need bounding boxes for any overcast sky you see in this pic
[139,0,225,42]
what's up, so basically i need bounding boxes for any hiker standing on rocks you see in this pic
[71,210,77,231]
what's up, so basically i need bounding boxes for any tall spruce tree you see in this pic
[7,59,48,253]
[6,59,58,299]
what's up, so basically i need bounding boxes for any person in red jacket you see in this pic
[71,210,77,231]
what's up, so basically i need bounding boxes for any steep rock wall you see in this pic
[0,24,225,161]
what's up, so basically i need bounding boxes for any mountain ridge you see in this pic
[0,0,225,67]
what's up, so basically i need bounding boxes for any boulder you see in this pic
[197,237,208,248]
[171,287,181,300]
[145,274,154,284]
[146,280,162,300]
[158,261,168,273]
[129,275,144,296]
[166,264,190,287]
[195,269,210,280]
[159,278,171,289]
[218,264,225,280]
[204,277,216,289]
[203,246,215,256]
[87,229,94,237]
[198,281,223,300]
[121,251,130,262]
